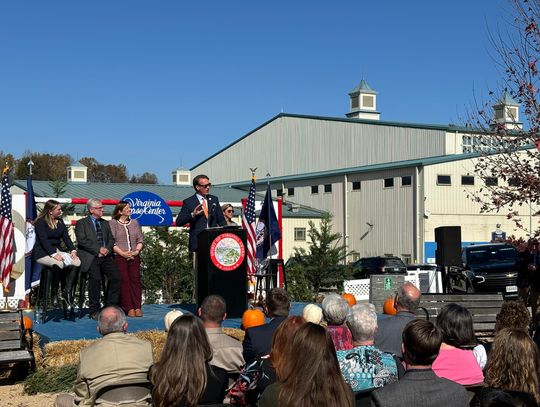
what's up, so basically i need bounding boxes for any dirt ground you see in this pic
[0,382,57,407]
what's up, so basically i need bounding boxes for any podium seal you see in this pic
[210,233,246,271]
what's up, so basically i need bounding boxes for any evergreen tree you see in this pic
[288,214,354,297]
[140,227,193,303]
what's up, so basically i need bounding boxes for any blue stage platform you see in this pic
[31,303,309,344]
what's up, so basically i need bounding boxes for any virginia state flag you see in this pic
[256,184,281,259]
[24,175,41,293]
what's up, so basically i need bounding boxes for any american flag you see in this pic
[242,174,257,275]
[0,171,14,291]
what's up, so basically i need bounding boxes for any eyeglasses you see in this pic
[226,209,234,213]
[92,206,104,210]
[198,183,212,188]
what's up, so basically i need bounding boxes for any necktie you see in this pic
[202,198,208,219]
[95,220,105,247]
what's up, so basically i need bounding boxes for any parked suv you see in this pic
[447,243,518,298]
[352,256,407,279]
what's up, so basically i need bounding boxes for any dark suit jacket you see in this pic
[242,316,287,364]
[374,311,416,357]
[75,216,115,273]
[176,193,226,252]
[370,369,469,407]
[33,218,76,260]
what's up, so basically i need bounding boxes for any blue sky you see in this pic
[0,1,513,183]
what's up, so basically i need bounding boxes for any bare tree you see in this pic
[467,0,540,236]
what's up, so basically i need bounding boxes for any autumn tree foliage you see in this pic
[3,151,158,184]
[467,0,540,236]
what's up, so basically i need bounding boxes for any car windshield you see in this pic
[466,247,516,265]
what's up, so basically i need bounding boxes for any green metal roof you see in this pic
[12,180,324,219]
[495,91,519,106]
[190,112,486,170]
[349,79,377,95]
[218,153,485,187]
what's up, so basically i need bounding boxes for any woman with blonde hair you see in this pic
[221,203,237,226]
[259,322,354,407]
[149,314,228,407]
[471,328,540,406]
[109,201,144,317]
[33,199,81,305]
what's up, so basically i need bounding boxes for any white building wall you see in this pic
[423,159,538,242]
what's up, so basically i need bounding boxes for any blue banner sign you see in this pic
[121,191,173,226]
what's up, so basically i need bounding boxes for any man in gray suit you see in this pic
[374,282,421,357]
[370,319,468,407]
[75,198,121,320]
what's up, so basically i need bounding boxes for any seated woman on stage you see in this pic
[109,201,144,317]
[33,200,81,304]
[149,314,228,407]
[432,303,484,385]
[259,322,354,407]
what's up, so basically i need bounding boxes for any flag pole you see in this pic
[2,165,11,308]
[265,172,273,263]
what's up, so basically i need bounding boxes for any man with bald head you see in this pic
[374,282,421,358]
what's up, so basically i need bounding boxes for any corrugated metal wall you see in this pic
[193,116,448,183]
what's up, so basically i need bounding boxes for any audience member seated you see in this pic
[322,294,353,350]
[163,309,184,331]
[242,287,290,364]
[374,282,421,358]
[432,303,485,383]
[228,316,305,406]
[55,306,153,407]
[198,295,244,375]
[470,388,539,407]
[336,303,399,392]
[371,319,469,407]
[483,300,532,354]
[470,328,540,407]
[303,303,323,325]
[259,322,354,407]
[496,300,531,332]
[149,314,228,407]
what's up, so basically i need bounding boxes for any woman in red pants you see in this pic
[110,201,144,317]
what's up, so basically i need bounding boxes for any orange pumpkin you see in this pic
[341,293,357,307]
[383,297,397,315]
[23,315,33,330]
[242,308,265,330]
[18,315,33,330]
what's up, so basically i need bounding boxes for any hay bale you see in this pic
[35,327,245,369]
[134,330,166,362]
[223,328,244,342]
[42,339,94,368]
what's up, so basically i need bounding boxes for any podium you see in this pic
[197,227,247,318]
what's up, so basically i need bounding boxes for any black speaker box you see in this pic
[435,226,462,266]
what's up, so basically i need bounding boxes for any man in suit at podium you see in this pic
[176,174,227,252]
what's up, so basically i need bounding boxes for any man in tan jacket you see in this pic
[55,306,153,407]
[199,295,244,375]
